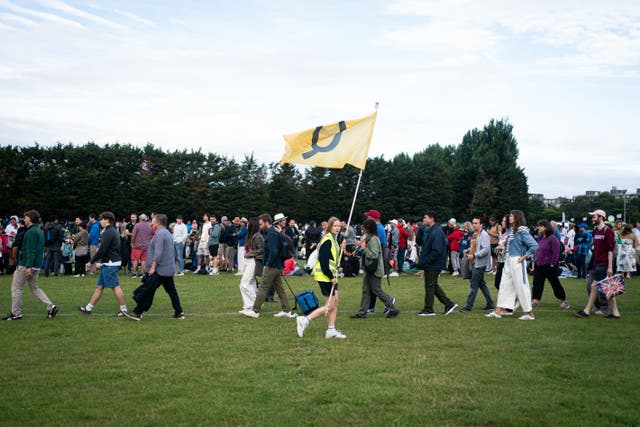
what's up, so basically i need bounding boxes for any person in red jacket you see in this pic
[447,225,463,276]
[397,219,410,274]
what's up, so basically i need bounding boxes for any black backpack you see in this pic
[279,231,295,260]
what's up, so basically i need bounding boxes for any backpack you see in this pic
[279,231,295,260]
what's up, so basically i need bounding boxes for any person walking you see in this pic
[3,210,59,320]
[531,220,570,310]
[125,214,185,320]
[238,218,263,314]
[417,211,458,316]
[348,218,399,320]
[297,217,350,339]
[486,210,538,320]
[575,209,621,319]
[460,216,495,312]
[77,212,130,317]
[242,213,294,319]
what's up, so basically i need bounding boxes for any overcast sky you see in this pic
[1,0,639,198]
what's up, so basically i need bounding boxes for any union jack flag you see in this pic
[596,274,626,300]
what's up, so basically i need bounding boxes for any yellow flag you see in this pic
[280,111,377,169]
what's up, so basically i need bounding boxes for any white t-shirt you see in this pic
[200,221,211,244]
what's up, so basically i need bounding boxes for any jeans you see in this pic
[464,267,495,310]
[575,253,587,278]
[44,248,60,276]
[423,270,453,311]
[174,242,185,273]
[397,248,406,273]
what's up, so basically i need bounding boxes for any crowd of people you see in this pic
[2,205,637,331]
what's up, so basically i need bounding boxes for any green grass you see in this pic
[1,270,638,426]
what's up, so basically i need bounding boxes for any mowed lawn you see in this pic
[1,269,638,426]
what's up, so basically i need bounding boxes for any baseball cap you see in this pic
[588,209,606,218]
[363,209,380,220]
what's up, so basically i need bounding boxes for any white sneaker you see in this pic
[296,316,310,337]
[452,271,459,276]
[325,328,347,339]
[389,272,399,277]
[518,314,535,320]
[241,309,259,318]
[194,267,201,273]
[274,311,296,318]
[485,311,502,318]
[174,272,184,277]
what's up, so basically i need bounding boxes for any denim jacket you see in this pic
[506,226,538,261]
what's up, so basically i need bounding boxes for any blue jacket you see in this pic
[506,227,538,260]
[418,224,447,271]
[575,231,593,255]
[88,221,100,246]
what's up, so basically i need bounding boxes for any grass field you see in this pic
[1,269,638,426]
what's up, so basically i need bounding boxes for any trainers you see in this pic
[130,273,138,278]
[274,311,296,318]
[174,312,186,319]
[560,301,570,310]
[417,310,436,316]
[241,309,259,318]
[78,306,92,315]
[47,305,59,319]
[452,271,459,276]
[389,272,399,277]
[349,313,368,319]
[367,308,375,314]
[3,313,22,320]
[502,310,514,316]
[73,274,81,278]
[325,328,347,339]
[385,308,400,318]
[606,313,621,319]
[459,307,472,313]
[113,311,125,317]
[175,272,184,277]
[574,310,589,318]
[532,300,540,308]
[444,303,458,316]
[383,297,396,314]
[296,316,310,337]
[518,314,535,320]
[485,311,502,318]
[123,311,142,321]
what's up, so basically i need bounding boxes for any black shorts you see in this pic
[209,244,219,257]
[318,281,338,297]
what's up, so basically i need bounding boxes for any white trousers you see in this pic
[237,246,246,273]
[497,256,532,313]
[239,257,257,310]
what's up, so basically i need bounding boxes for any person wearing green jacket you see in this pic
[350,218,399,319]
[4,210,58,320]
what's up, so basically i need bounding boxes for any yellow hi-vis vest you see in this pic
[313,233,339,282]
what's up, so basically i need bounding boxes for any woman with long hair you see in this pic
[486,210,538,320]
[616,223,639,279]
[238,218,263,314]
[531,220,570,309]
[296,217,347,339]
[349,218,399,319]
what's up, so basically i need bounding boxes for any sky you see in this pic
[1,0,639,198]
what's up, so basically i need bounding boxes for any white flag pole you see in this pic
[325,102,378,316]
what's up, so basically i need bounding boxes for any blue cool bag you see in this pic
[283,276,319,315]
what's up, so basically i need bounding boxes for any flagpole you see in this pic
[325,102,378,315]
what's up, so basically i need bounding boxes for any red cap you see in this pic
[363,209,380,220]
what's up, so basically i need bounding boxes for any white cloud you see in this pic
[0,12,38,28]
[36,0,127,31]
[0,0,85,30]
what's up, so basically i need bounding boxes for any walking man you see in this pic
[460,216,495,312]
[242,213,294,318]
[4,210,59,320]
[78,212,130,317]
[417,211,458,316]
[125,214,185,320]
[575,209,621,319]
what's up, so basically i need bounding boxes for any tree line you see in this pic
[1,119,531,223]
